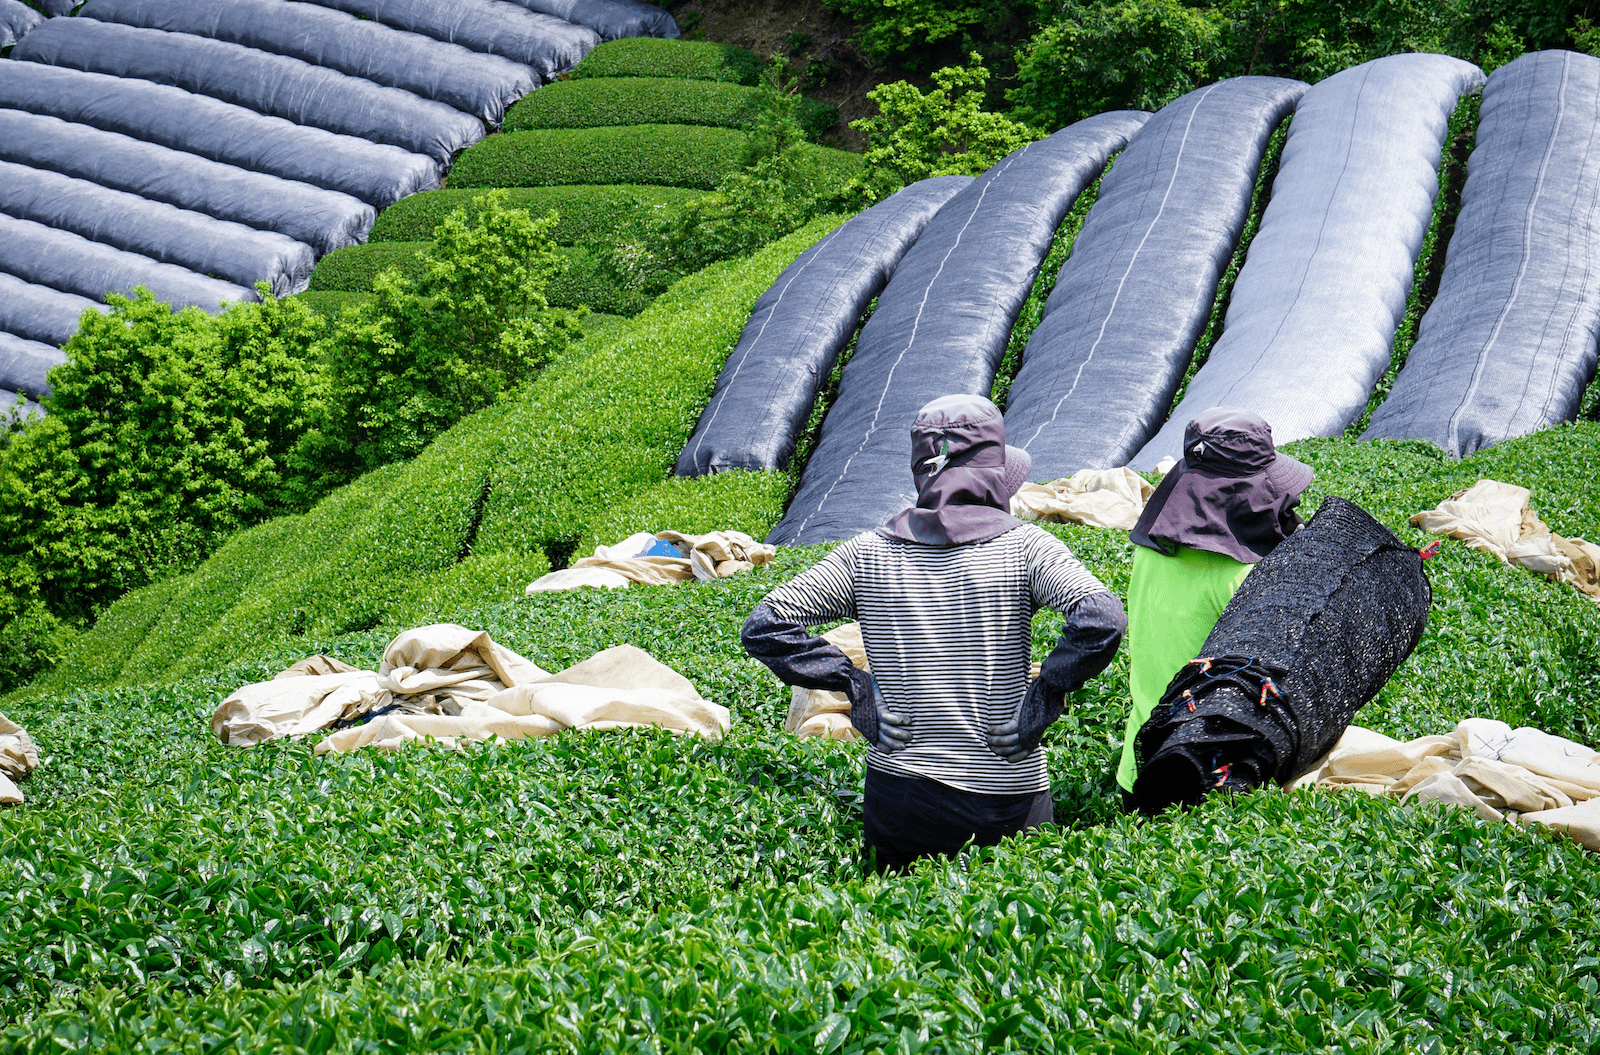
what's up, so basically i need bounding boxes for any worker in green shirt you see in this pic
[1117,408,1314,805]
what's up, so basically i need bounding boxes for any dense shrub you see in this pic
[298,193,579,487]
[307,242,648,316]
[823,0,1042,70]
[0,291,326,690]
[368,185,703,245]
[504,76,838,141]
[449,125,860,191]
[569,36,761,85]
[290,290,374,320]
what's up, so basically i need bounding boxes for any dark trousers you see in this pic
[862,766,1053,872]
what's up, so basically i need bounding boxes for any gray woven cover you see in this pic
[1133,496,1430,814]
[1131,54,1485,469]
[305,0,600,80]
[77,0,538,126]
[0,331,67,402]
[769,111,1149,546]
[502,0,678,41]
[0,271,108,347]
[11,18,485,166]
[36,0,75,14]
[675,176,972,477]
[1364,50,1600,456]
[0,213,252,313]
[0,62,435,209]
[1004,77,1306,478]
[0,160,315,298]
[1,0,43,48]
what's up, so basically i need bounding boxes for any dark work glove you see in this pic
[988,678,1065,761]
[846,668,913,753]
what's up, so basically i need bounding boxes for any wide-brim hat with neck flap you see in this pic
[1131,407,1314,564]
[878,394,1031,547]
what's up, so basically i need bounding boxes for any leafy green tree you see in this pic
[299,191,579,486]
[823,0,1043,69]
[851,57,1041,201]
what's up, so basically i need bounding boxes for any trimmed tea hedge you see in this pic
[449,125,748,190]
[504,77,838,141]
[306,242,647,315]
[290,290,373,319]
[449,126,861,191]
[568,36,761,85]
[576,469,794,555]
[367,185,703,245]
[33,218,843,689]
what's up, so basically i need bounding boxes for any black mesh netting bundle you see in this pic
[1132,496,1431,814]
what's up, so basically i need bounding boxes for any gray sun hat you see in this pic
[878,394,1029,547]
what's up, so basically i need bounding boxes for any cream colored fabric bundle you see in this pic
[0,711,39,805]
[315,644,728,754]
[1010,468,1155,531]
[786,623,868,742]
[1411,479,1600,601]
[525,530,776,594]
[1297,718,1600,851]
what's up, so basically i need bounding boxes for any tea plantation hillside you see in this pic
[2,422,1599,1051]
[301,37,855,320]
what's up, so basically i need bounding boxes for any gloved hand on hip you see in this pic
[989,678,1065,761]
[847,668,913,753]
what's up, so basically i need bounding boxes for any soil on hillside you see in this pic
[663,0,902,150]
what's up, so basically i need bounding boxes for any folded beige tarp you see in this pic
[1011,468,1156,531]
[1412,479,1599,601]
[526,530,775,594]
[1290,718,1600,851]
[0,711,39,806]
[212,623,729,753]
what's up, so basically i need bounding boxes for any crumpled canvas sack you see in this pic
[1411,479,1599,600]
[1297,717,1600,851]
[315,644,729,753]
[786,622,868,741]
[0,710,39,805]
[526,530,776,594]
[1010,467,1155,530]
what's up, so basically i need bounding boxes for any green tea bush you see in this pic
[368,185,703,245]
[504,77,838,141]
[449,126,860,192]
[568,36,761,85]
[575,470,794,555]
[305,241,427,293]
[307,243,648,315]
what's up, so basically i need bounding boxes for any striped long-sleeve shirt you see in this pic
[747,524,1124,796]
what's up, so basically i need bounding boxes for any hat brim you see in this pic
[1265,450,1314,497]
[1001,445,1032,501]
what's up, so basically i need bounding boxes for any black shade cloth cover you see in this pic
[1131,54,1485,469]
[35,0,75,14]
[0,110,375,255]
[0,271,106,347]
[1004,77,1306,478]
[1363,50,1600,456]
[0,330,67,401]
[502,0,678,41]
[0,62,435,209]
[0,212,252,312]
[1,0,43,48]
[0,160,315,298]
[11,18,485,167]
[304,0,600,81]
[770,111,1150,546]
[675,175,971,476]
[78,0,538,126]
[1132,496,1430,814]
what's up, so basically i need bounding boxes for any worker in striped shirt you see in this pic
[743,394,1126,871]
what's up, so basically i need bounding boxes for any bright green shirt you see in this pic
[1117,543,1252,792]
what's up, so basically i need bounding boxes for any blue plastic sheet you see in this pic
[1132,54,1485,468]
[771,111,1150,546]
[676,176,972,477]
[1004,77,1306,479]
[11,17,486,166]
[0,62,435,209]
[1364,50,1600,456]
